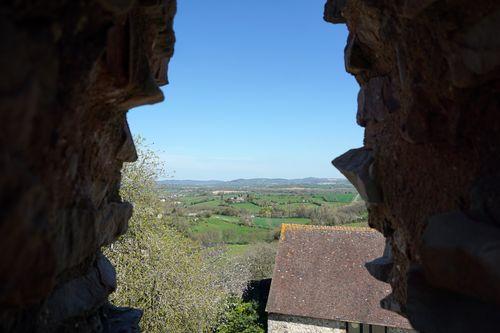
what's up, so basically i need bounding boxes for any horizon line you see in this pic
[158,176,347,182]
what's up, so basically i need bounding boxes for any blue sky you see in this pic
[128,0,362,180]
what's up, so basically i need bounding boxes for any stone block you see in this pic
[366,239,393,283]
[324,0,347,24]
[38,253,117,329]
[102,303,143,333]
[344,34,372,75]
[332,148,382,204]
[116,120,138,162]
[357,77,397,126]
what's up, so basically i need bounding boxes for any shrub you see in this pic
[239,242,277,280]
[195,229,223,246]
[238,213,253,226]
[168,215,191,235]
[215,206,240,216]
[215,298,265,333]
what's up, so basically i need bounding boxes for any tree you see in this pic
[239,242,277,280]
[104,137,229,332]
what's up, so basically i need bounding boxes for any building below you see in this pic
[266,224,417,333]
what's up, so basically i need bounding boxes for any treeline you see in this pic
[169,200,367,224]
[296,201,367,226]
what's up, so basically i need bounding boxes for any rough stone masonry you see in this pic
[0,0,176,331]
[0,0,499,332]
[328,0,500,332]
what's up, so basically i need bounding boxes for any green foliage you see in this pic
[310,200,367,226]
[105,137,232,332]
[215,298,265,333]
[239,242,277,280]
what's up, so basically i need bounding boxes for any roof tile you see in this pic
[266,224,413,329]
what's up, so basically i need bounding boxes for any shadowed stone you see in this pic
[380,293,404,315]
[332,148,382,204]
[401,0,438,18]
[116,121,138,162]
[0,0,175,331]
[38,253,117,329]
[470,175,500,226]
[103,304,142,333]
[421,211,500,305]
[400,109,430,144]
[366,239,393,283]
[325,0,500,331]
[121,13,165,109]
[106,22,130,88]
[344,34,372,75]
[447,9,500,87]
[357,77,391,126]
[461,10,500,75]
[97,0,135,14]
[98,202,133,246]
[406,266,499,333]
[324,0,347,24]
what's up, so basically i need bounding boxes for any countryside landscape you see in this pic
[105,141,370,332]
[159,177,367,255]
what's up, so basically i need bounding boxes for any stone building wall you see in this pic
[326,0,500,332]
[268,314,347,333]
[268,314,416,333]
[0,0,176,332]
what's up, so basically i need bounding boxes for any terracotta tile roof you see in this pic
[266,224,413,330]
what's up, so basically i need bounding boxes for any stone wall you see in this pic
[268,314,416,333]
[268,314,347,333]
[0,0,176,332]
[327,0,500,332]
[1,0,499,332]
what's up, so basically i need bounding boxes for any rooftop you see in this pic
[266,224,413,329]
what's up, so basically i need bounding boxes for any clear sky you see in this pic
[128,0,362,180]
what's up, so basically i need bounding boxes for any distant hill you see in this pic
[158,177,350,188]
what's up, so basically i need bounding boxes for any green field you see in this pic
[188,215,310,244]
[164,183,365,247]
[230,202,261,213]
[191,199,222,208]
[189,216,271,244]
[252,217,309,229]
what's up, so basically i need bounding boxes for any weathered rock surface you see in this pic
[406,266,500,333]
[327,0,500,332]
[421,211,500,305]
[332,148,382,204]
[0,0,176,331]
[2,0,499,331]
[365,239,393,283]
